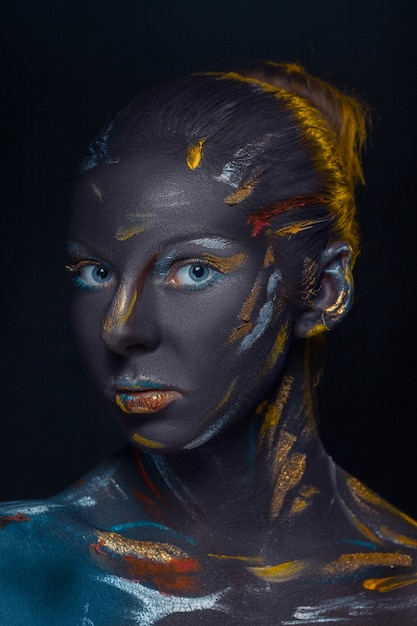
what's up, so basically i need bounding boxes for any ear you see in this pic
[294,241,354,338]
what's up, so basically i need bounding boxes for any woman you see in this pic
[1,63,416,624]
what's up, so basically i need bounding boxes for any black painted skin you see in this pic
[1,148,417,625]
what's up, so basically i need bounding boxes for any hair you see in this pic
[81,62,368,308]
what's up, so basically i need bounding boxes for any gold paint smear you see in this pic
[347,477,417,529]
[208,554,264,565]
[271,452,306,520]
[300,485,320,498]
[378,526,417,549]
[263,321,290,375]
[249,560,307,582]
[90,182,104,203]
[132,433,165,450]
[224,172,261,206]
[187,139,206,170]
[238,276,262,323]
[201,252,247,273]
[323,552,412,576]
[227,322,254,344]
[115,214,155,241]
[289,485,320,516]
[271,429,297,480]
[263,245,275,267]
[203,378,237,422]
[289,497,308,515]
[257,375,294,451]
[103,284,137,333]
[272,219,328,237]
[95,530,188,562]
[363,572,417,593]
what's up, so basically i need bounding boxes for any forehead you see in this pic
[70,152,255,245]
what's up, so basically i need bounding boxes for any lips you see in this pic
[114,380,182,414]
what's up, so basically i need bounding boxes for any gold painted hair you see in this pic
[240,62,369,263]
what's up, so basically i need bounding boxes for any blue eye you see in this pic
[172,263,219,289]
[67,262,116,291]
[81,265,113,285]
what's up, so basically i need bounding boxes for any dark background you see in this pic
[1,1,416,517]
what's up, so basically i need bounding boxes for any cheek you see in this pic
[69,295,107,364]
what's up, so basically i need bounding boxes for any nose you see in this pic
[100,277,160,355]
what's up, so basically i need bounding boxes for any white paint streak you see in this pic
[189,237,233,250]
[214,163,241,188]
[282,592,417,624]
[240,300,274,351]
[99,574,227,626]
[75,496,97,508]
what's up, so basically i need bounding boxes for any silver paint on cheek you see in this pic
[183,398,244,451]
[239,270,282,352]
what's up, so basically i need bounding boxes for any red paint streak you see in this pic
[132,487,168,526]
[90,542,203,595]
[134,449,164,502]
[0,512,30,529]
[248,195,324,236]
[122,554,202,594]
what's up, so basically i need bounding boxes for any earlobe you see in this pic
[294,242,354,338]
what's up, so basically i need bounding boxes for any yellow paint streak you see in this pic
[115,214,155,241]
[187,139,206,170]
[363,572,417,593]
[347,477,417,529]
[224,172,261,206]
[347,511,384,546]
[249,560,307,582]
[116,395,130,414]
[379,526,417,549]
[238,276,262,323]
[200,252,247,273]
[257,375,294,451]
[90,182,104,203]
[323,552,412,576]
[272,219,327,237]
[271,452,306,520]
[103,283,137,333]
[95,531,188,562]
[208,554,264,565]
[306,321,328,338]
[132,433,165,449]
[263,245,275,267]
[263,321,290,375]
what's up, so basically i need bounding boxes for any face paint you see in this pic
[69,151,295,453]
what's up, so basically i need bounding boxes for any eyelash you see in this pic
[65,260,116,292]
[66,257,227,294]
[166,259,224,291]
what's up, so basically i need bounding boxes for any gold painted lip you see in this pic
[115,390,182,414]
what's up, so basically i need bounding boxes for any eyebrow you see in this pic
[65,240,105,262]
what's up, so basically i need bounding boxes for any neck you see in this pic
[142,340,333,533]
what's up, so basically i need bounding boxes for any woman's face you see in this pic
[68,150,295,452]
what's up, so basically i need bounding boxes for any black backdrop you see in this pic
[1,0,416,518]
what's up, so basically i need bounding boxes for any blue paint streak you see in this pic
[109,521,198,545]
[341,538,379,551]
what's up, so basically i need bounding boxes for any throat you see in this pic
[141,344,332,542]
